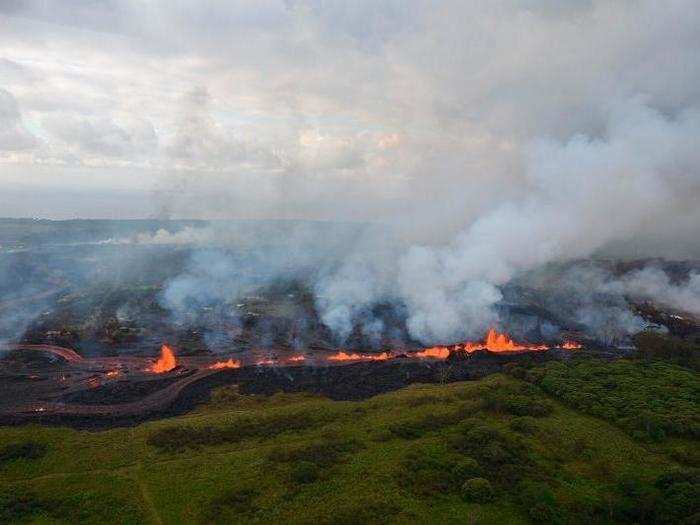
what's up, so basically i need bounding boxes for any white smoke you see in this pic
[620,267,700,316]
[315,100,700,343]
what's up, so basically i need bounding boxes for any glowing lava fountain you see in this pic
[209,358,241,370]
[150,344,177,373]
[410,328,581,360]
[465,328,548,352]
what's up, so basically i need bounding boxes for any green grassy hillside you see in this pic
[0,360,697,524]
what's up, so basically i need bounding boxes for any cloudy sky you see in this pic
[1,1,699,227]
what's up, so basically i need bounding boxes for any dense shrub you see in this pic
[452,457,482,480]
[0,490,48,523]
[148,410,325,452]
[634,331,699,368]
[0,488,143,524]
[451,421,533,484]
[653,470,700,524]
[386,411,462,440]
[290,461,320,484]
[397,445,460,497]
[480,384,553,417]
[461,478,494,503]
[517,481,559,523]
[268,437,363,469]
[537,360,700,441]
[0,441,47,463]
[202,489,259,523]
[509,416,538,435]
[307,501,400,525]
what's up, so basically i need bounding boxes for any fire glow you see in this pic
[147,330,581,373]
[208,358,241,369]
[149,344,177,373]
[327,351,392,362]
[412,328,581,358]
[323,328,581,363]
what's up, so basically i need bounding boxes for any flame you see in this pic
[413,346,451,359]
[463,328,549,353]
[327,351,392,362]
[209,358,241,369]
[287,355,306,363]
[105,369,120,377]
[408,328,575,359]
[561,341,582,350]
[150,344,177,373]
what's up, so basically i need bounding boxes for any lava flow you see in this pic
[327,351,393,362]
[208,358,241,369]
[409,328,581,360]
[464,328,548,352]
[149,344,177,373]
[412,347,451,359]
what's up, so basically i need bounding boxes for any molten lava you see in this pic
[464,328,549,353]
[209,358,241,369]
[150,344,177,373]
[408,328,582,360]
[327,351,393,362]
[561,341,582,350]
[413,347,451,359]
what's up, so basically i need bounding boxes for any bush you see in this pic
[518,481,559,523]
[397,445,459,497]
[0,441,47,463]
[268,437,363,469]
[386,411,463,440]
[509,416,538,435]
[480,384,553,417]
[451,422,533,483]
[452,457,481,480]
[461,478,494,503]
[203,489,258,523]
[0,490,48,523]
[654,470,700,524]
[290,461,320,484]
[309,501,400,525]
[538,360,700,441]
[148,410,324,452]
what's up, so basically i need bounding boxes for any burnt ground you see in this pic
[0,348,619,430]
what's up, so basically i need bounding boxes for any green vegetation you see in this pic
[0,360,697,524]
[527,359,699,442]
[0,441,47,464]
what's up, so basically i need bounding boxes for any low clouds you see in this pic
[0,88,37,152]
[43,115,157,161]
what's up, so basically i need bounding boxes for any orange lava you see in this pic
[561,341,582,350]
[209,358,241,369]
[412,346,451,359]
[463,328,549,353]
[408,328,582,359]
[327,351,393,362]
[150,344,177,373]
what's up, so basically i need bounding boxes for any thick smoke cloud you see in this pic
[2,1,700,344]
[390,101,700,342]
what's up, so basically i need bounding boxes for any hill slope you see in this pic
[0,360,697,524]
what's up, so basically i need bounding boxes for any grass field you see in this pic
[0,361,697,524]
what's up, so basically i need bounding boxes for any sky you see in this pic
[0,0,699,229]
